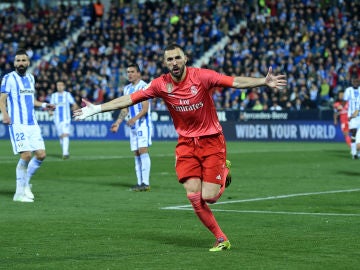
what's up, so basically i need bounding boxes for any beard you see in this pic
[16,65,28,76]
[170,65,185,80]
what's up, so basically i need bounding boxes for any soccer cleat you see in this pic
[13,193,34,203]
[139,183,151,192]
[131,184,141,191]
[209,239,231,252]
[62,155,70,160]
[225,159,232,188]
[24,185,35,200]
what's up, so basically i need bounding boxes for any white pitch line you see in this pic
[161,188,360,217]
[209,209,360,217]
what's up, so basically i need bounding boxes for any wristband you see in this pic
[94,104,101,113]
[41,103,47,108]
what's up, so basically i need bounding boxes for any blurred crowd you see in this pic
[0,0,359,113]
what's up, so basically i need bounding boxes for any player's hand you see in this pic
[41,103,56,111]
[46,104,56,111]
[73,98,101,120]
[110,123,119,133]
[127,118,136,127]
[2,114,11,125]
[265,67,287,89]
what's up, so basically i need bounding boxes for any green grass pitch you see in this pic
[0,139,359,269]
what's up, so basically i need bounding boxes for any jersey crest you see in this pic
[190,85,198,95]
[166,83,173,93]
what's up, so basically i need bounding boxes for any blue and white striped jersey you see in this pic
[123,80,151,129]
[50,91,76,124]
[344,86,360,117]
[1,71,38,125]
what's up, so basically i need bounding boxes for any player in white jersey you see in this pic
[343,76,360,159]
[49,80,79,159]
[110,64,152,191]
[0,49,55,202]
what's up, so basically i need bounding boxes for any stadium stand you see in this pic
[0,0,359,113]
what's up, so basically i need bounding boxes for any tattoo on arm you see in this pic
[118,110,127,120]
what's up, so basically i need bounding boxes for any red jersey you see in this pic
[131,67,233,137]
[333,101,348,123]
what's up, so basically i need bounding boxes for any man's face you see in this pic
[56,81,65,92]
[164,48,187,80]
[127,67,140,83]
[352,78,360,88]
[14,54,30,75]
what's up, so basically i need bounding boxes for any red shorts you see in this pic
[175,133,226,184]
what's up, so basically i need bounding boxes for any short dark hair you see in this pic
[15,49,28,56]
[127,63,141,73]
[164,43,184,52]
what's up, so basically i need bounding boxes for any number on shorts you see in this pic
[15,132,25,141]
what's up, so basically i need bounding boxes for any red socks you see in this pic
[187,192,227,240]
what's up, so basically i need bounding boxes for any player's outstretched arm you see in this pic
[74,95,133,120]
[232,67,287,89]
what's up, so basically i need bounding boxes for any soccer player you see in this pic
[49,80,79,159]
[110,64,152,191]
[333,91,351,147]
[0,49,55,202]
[343,76,360,159]
[74,44,287,251]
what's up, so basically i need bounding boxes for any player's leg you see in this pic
[130,130,142,190]
[139,148,151,188]
[341,121,351,147]
[24,126,46,199]
[62,134,70,159]
[177,136,230,251]
[184,180,230,251]
[200,133,229,203]
[9,125,33,202]
[355,128,360,156]
[25,149,46,199]
[14,152,32,202]
[137,126,151,190]
[349,128,357,158]
[56,122,63,151]
[60,122,70,159]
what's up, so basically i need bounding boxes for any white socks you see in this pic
[135,156,142,185]
[25,157,42,186]
[15,159,28,195]
[140,153,151,186]
[62,136,69,156]
[134,153,151,186]
[351,142,357,156]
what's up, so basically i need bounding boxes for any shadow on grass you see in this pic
[337,170,360,176]
[0,190,13,197]
[46,153,63,159]
[323,149,351,158]
[140,232,208,249]
[106,181,134,188]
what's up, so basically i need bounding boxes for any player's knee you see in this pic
[202,192,220,204]
[20,151,32,161]
[35,151,46,161]
[203,197,218,204]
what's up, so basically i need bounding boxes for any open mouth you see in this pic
[172,67,180,75]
